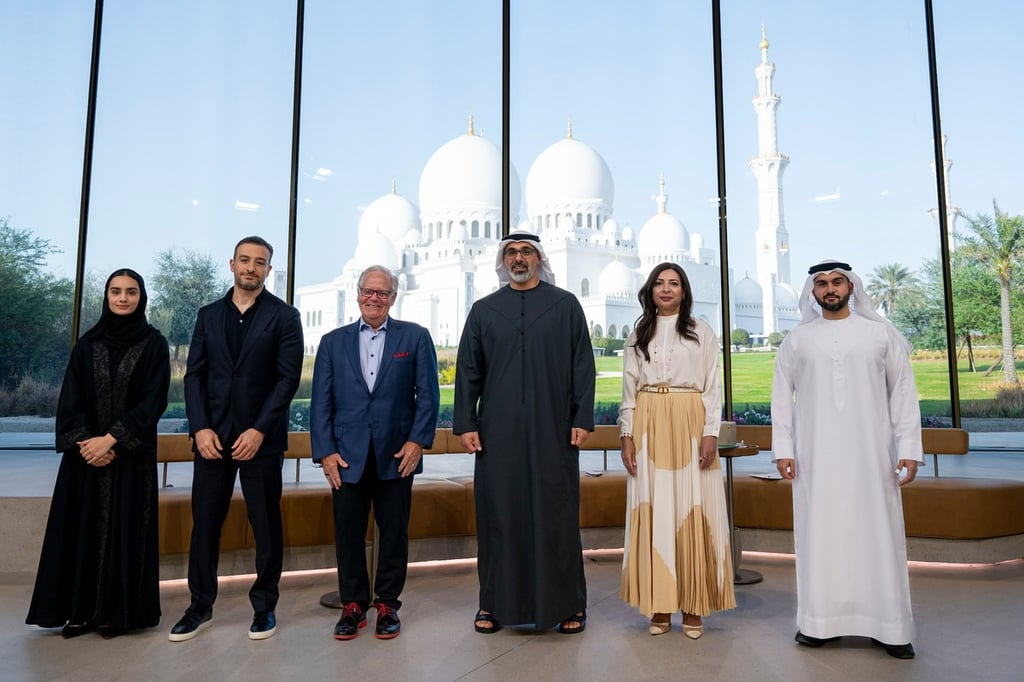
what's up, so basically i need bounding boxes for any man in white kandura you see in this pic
[771,259,922,660]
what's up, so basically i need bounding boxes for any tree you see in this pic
[959,201,1024,384]
[731,328,751,348]
[0,218,75,385]
[149,248,229,359]
[865,262,919,318]
[890,259,947,351]
[766,331,787,347]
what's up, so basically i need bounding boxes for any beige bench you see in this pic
[156,424,1023,566]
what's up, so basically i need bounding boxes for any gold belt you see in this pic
[639,385,699,394]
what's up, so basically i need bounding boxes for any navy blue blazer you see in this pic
[183,289,303,457]
[310,317,439,483]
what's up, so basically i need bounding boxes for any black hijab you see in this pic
[81,268,153,350]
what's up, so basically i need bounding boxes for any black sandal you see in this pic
[558,610,587,634]
[474,610,502,634]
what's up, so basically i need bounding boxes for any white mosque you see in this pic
[295,30,799,353]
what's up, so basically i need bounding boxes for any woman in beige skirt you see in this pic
[618,262,735,637]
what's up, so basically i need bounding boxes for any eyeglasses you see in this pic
[504,246,537,259]
[358,287,394,300]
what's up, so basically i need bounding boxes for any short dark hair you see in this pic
[234,236,274,262]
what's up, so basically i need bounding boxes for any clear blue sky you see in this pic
[1,0,1020,294]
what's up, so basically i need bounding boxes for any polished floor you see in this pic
[4,552,1024,682]
[4,429,1024,681]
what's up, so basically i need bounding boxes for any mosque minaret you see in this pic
[928,134,961,252]
[748,26,792,336]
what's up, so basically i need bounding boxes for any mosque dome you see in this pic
[734,276,762,306]
[525,128,614,212]
[775,282,799,309]
[602,217,620,237]
[357,189,420,244]
[636,179,689,261]
[637,215,689,259]
[353,231,399,270]
[599,260,636,297]
[418,117,521,218]
[621,225,635,243]
[403,228,422,247]
[341,257,360,279]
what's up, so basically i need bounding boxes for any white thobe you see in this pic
[771,314,923,644]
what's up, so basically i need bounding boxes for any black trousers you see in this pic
[332,446,413,611]
[187,452,283,614]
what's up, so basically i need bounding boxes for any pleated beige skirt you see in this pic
[620,391,736,617]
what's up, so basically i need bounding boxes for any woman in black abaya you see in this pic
[27,268,170,638]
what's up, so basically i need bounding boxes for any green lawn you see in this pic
[441,352,1023,418]
[267,352,1020,425]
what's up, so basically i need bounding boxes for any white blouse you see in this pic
[617,314,722,438]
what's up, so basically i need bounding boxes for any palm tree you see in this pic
[959,200,1024,384]
[865,263,919,318]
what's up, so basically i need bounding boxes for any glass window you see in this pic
[86,1,296,429]
[0,2,93,417]
[934,1,1024,431]
[294,1,502,428]
[721,3,945,425]
[511,0,719,421]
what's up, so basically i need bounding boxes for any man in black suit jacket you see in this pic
[169,236,303,643]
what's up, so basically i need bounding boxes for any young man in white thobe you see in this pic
[771,260,922,660]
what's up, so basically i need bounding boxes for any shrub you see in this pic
[0,376,60,417]
[960,384,1024,418]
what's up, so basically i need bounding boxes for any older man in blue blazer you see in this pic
[311,265,439,641]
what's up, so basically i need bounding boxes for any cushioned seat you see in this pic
[579,472,628,528]
[158,488,251,554]
[409,477,470,538]
[731,474,1024,540]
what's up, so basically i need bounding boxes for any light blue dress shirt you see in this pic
[359,317,388,391]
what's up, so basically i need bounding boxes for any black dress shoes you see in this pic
[334,603,367,641]
[374,604,401,639]
[794,631,841,647]
[872,638,916,659]
[61,622,96,639]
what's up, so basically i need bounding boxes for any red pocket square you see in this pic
[393,351,410,358]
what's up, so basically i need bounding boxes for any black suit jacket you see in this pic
[183,288,303,457]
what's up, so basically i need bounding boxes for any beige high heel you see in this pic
[683,623,704,639]
[682,613,703,639]
[648,614,671,636]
